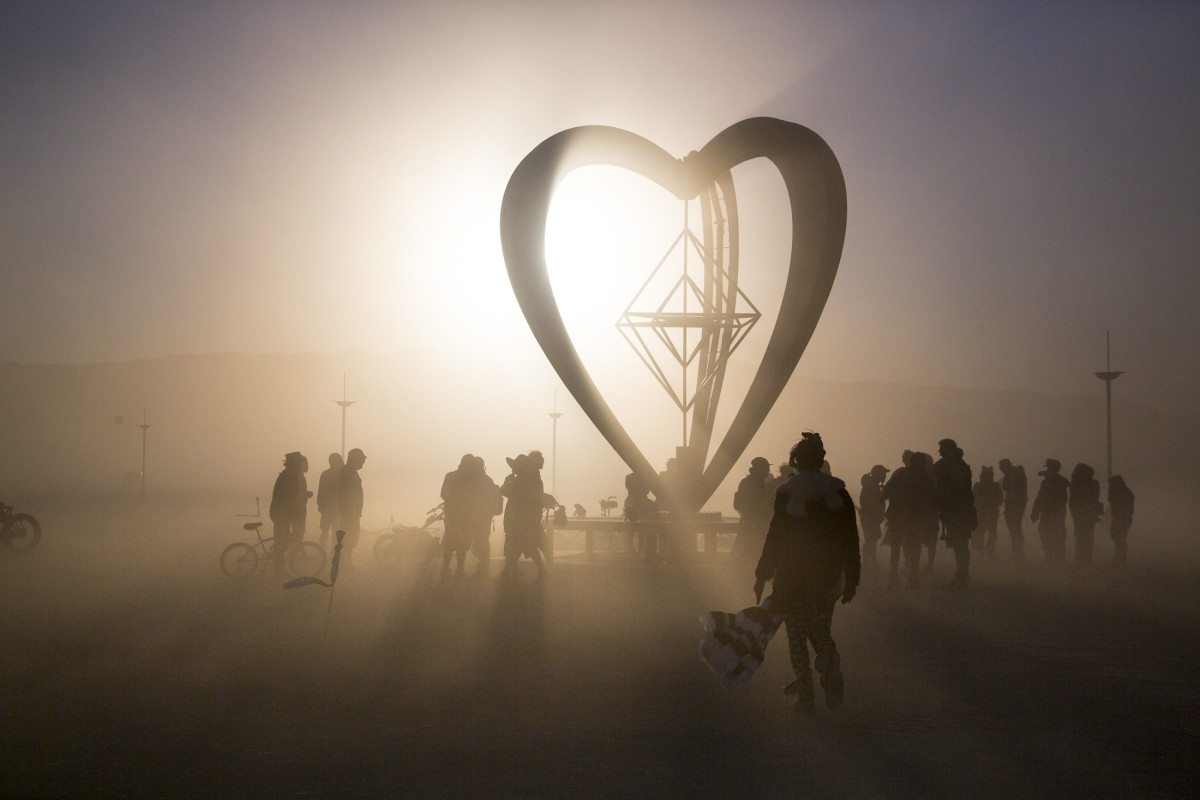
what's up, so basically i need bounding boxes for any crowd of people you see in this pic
[268,447,558,584]
[270,437,1136,591]
[437,449,553,582]
[733,442,1136,591]
[717,433,1138,713]
[266,433,1138,715]
[267,448,366,576]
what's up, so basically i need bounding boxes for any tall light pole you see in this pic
[333,373,356,460]
[138,408,151,499]
[547,391,564,497]
[1094,330,1124,485]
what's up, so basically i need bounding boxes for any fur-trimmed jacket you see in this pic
[754,471,861,604]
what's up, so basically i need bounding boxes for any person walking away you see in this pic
[753,432,860,713]
[1108,475,1135,568]
[973,466,1004,557]
[269,452,304,578]
[858,465,888,569]
[1030,458,1069,567]
[730,457,774,569]
[933,439,976,589]
[997,458,1028,561]
[338,448,367,570]
[316,453,343,550]
[1068,463,1102,565]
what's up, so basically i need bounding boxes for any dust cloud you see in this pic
[2,474,1198,797]
[2,351,1198,795]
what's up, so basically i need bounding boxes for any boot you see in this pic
[820,665,844,709]
[816,650,844,710]
[783,675,815,714]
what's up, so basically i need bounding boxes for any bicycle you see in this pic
[0,502,41,553]
[373,503,443,567]
[219,501,326,579]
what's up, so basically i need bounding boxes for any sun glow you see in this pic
[545,166,679,356]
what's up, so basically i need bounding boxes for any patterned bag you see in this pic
[699,597,785,687]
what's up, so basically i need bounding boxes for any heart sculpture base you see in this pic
[500,117,846,513]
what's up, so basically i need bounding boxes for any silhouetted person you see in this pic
[881,450,936,588]
[441,454,476,580]
[1068,463,1102,565]
[623,471,653,522]
[500,453,546,581]
[997,458,1028,561]
[1030,458,1069,567]
[316,453,343,550]
[296,455,313,540]
[528,451,551,558]
[973,466,1004,556]
[623,470,653,554]
[912,452,942,573]
[338,448,366,569]
[753,432,859,713]
[933,439,977,588]
[1108,475,1135,568]
[466,456,502,576]
[730,457,773,568]
[767,463,795,497]
[269,451,305,577]
[858,465,888,569]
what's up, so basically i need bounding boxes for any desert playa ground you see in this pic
[2,498,1197,798]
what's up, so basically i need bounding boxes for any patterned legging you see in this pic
[783,597,839,679]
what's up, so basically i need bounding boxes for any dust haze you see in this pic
[3,353,1199,795]
[4,481,1197,796]
[4,0,1200,795]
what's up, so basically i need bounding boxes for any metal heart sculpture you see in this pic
[500,117,846,511]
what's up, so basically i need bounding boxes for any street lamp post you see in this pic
[138,409,151,499]
[548,392,564,497]
[1093,331,1124,485]
[333,373,356,460]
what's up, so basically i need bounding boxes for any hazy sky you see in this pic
[3,1,1199,417]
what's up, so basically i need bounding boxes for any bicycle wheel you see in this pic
[1,513,41,552]
[286,541,327,579]
[373,532,401,567]
[220,542,258,579]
